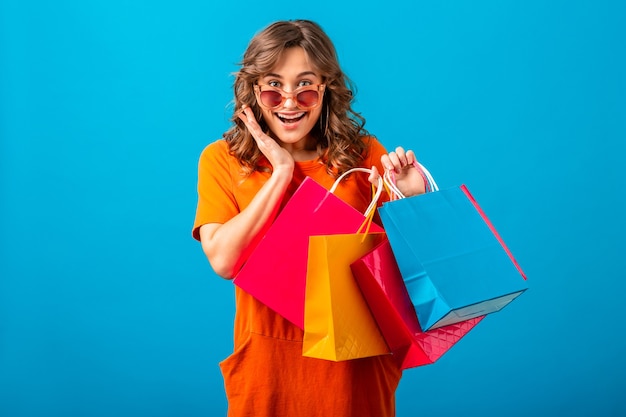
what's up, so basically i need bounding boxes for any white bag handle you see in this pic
[420,162,439,191]
[330,167,383,220]
[383,162,439,200]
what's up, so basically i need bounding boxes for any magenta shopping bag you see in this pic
[233,169,383,329]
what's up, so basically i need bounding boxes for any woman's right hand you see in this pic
[238,105,294,175]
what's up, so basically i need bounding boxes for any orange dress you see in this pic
[192,137,402,417]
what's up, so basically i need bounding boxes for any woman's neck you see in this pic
[279,136,320,161]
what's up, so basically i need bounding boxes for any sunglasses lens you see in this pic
[260,90,283,108]
[296,90,319,108]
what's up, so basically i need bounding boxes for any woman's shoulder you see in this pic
[361,134,384,147]
[360,135,387,161]
[198,138,235,164]
[200,138,229,156]
[197,139,242,176]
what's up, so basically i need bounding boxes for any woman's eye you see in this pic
[268,80,281,88]
[298,80,312,87]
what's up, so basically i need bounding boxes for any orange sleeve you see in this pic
[192,140,240,241]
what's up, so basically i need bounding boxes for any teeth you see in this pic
[277,112,305,120]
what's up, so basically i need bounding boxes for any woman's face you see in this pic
[255,47,324,151]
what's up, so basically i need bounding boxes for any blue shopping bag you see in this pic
[378,165,527,331]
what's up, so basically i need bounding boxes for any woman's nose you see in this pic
[283,94,297,108]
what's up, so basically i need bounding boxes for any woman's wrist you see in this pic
[270,165,294,187]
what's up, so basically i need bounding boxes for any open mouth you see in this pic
[276,111,306,124]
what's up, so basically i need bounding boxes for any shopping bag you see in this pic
[379,164,527,331]
[351,238,483,369]
[302,232,389,361]
[233,168,383,329]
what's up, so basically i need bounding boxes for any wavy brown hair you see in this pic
[223,19,369,176]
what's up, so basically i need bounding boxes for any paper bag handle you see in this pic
[330,168,383,221]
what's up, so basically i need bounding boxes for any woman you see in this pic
[192,19,425,417]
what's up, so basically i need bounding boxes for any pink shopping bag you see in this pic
[234,170,383,329]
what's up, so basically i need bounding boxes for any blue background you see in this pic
[1,1,625,416]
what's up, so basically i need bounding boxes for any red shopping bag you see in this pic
[233,169,383,329]
[351,238,483,369]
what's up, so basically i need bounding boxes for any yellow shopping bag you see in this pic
[302,231,390,361]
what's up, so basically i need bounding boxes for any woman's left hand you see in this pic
[370,147,426,197]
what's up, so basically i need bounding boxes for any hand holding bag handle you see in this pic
[383,161,438,200]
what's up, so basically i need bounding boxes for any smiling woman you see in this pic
[191,19,426,417]
[250,48,326,155]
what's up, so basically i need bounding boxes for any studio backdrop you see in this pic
[1,1,625,416]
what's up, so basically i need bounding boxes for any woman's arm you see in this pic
[199,106,295,279]
[199,168,291,279]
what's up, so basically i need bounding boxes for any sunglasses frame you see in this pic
[253,83,326,110]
